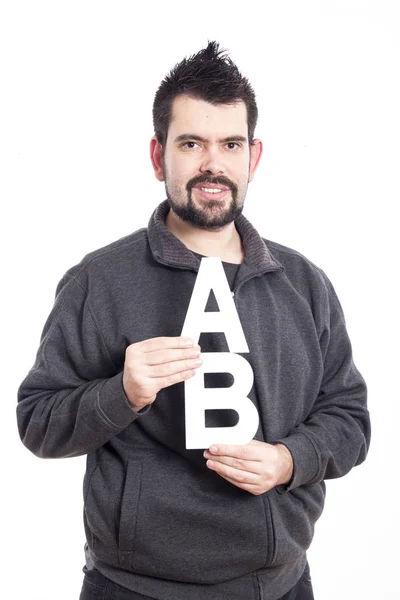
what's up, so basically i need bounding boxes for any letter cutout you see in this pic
[181,257,260,449]
[181,256,248,352]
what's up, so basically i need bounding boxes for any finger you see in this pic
[203,452,261,475]
[140,337,196,353]
[206,444,261,462]
[149,357,202,378]
[145,345,201,366]
[154,368,197,390]
[205,459,258,486]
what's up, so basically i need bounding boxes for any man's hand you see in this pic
[203,440,293,495]
[122,337,202,411]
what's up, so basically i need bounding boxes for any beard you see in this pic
[164,170,246,230]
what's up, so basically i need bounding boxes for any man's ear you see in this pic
[150,136,165,182]
[248,139,263,183]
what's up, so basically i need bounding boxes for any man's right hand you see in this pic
[122,337,202,411]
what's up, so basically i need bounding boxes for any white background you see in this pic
[1,1,399,598]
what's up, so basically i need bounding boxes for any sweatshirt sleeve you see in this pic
[17,273,145,459]
[276,271,371,491]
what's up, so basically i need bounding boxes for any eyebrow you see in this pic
[174,134,248,144]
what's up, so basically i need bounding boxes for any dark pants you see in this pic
[79,564,314,600]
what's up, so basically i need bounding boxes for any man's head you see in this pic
[150,41,262,230]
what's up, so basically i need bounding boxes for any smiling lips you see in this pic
[193,183,230,200]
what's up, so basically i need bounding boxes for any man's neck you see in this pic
[165,209,244,264]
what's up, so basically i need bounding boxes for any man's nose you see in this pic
[199,147,225,175]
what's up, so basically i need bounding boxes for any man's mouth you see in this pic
[193,182,231,201]
[198,186,224,194]
[194,182,230,191]
[193,186,230,201]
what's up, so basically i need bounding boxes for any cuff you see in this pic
[274,432,320,492]
[96,372,151,430]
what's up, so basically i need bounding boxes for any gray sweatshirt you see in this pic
[17,200,370,600]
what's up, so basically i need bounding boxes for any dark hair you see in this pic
[152,41,258,147]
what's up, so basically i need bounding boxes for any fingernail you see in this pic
[183,338,194,347]
[209,446,218,454]
[207,460,214,468]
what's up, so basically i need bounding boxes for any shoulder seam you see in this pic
[264,238,313,261]
[263,238,328,278]
[69,229,148,281]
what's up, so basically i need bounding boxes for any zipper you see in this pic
[231,267,282,305]
[154,252,283,308]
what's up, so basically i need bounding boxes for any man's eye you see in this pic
[183,142,198,149]
[226,142,240,150]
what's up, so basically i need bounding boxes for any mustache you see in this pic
[186,174,238,193]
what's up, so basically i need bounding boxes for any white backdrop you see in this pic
[1,1,399,598]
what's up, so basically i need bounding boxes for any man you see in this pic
[17,41,370,599]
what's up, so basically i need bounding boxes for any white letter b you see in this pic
[185,352,259,449]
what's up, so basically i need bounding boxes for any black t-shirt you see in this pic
[191,251,241,291]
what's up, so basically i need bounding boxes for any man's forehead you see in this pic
[169,95,248,136]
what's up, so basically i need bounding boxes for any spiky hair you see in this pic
[152,41,258,146]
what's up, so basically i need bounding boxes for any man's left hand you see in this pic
[203,440,293,496]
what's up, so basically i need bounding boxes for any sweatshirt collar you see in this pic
[147,200,284,277]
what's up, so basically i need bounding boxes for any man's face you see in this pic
[158,95,260,230]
